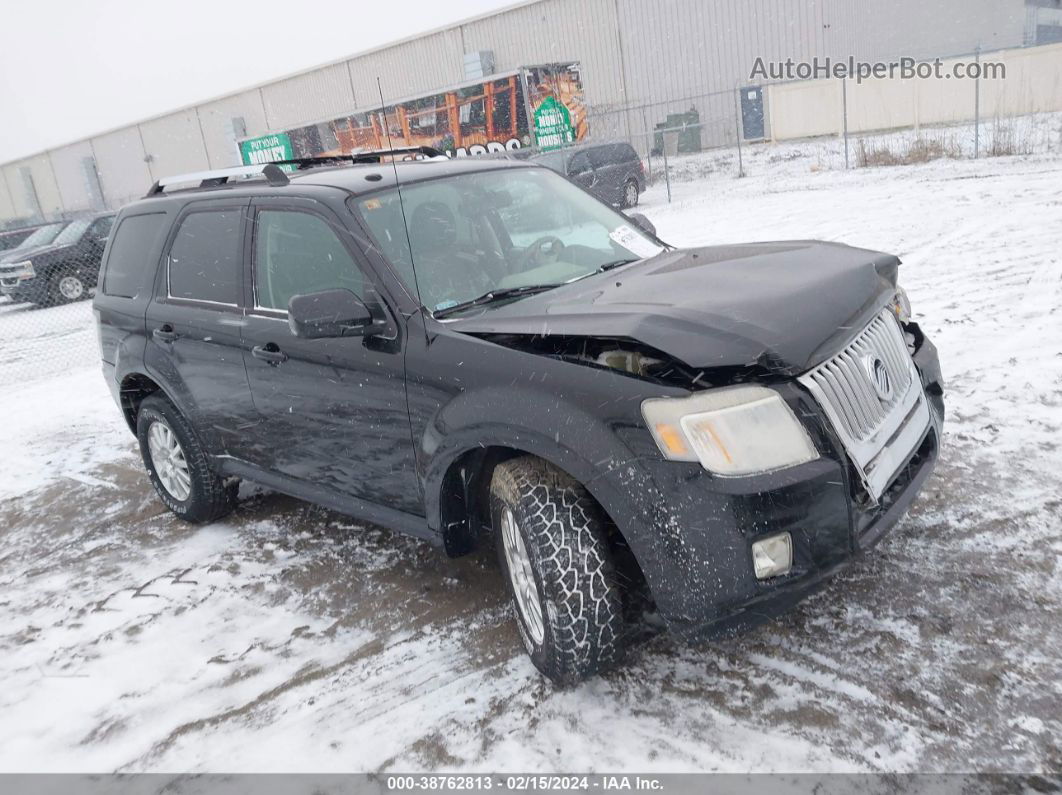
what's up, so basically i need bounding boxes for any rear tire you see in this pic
[490,456,625,684]
[621,179,640,209]
[136,394,237,523]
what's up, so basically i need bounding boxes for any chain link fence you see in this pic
[580,43,1062,201]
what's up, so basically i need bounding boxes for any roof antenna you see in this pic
[376,76,423,308]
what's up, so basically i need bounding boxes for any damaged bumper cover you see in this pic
[590,328,945,638]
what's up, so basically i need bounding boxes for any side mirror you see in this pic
[288,289,378,339]
[627,212,656,238]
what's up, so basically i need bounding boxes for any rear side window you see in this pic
[167,209,243,304]
[102,213,167,299]
[588,144,637,168]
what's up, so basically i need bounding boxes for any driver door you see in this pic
[235,196,422,514]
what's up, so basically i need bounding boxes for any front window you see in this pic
[14,222,66,249]
[253,209,365,311]
[353,167,664,315]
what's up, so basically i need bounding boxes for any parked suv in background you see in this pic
[0,212,115,305]
[94,152,944,684]
[531,142,646,208]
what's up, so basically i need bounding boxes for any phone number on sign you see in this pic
[386,776,594,791]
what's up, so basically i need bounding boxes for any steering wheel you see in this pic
[516,235,566,271]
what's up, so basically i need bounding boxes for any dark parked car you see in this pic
[0,213,115,305]
[531,142,646,208]
[94,153,944,683]
[0,224,42,253]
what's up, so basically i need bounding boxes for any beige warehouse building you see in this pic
[0,0,1054,225]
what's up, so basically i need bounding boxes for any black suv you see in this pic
[530,142,645,208]
[94,152,944,683]
[0,213,115,304]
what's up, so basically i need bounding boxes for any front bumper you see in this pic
[0,268,43,301]
[607,326,944,637]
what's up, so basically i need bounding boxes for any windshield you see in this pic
[13,222,66,250]
[354,167,665,315]
[52,218,91,247]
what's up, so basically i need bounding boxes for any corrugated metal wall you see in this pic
[261,62,357,131]
[89,127,151,209]
[0,0,1031,224]
[347,29,466,106]
[462,0,624,105]
[47,140,100,213]
[2,155,63,220]
[197,89,271,169]
[139,110,211,181]
[0,174,16,222]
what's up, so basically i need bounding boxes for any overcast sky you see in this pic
[0,0,515,161]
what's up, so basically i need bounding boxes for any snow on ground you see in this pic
[0,142,1059,774]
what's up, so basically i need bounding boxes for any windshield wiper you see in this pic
[432,284,560,319]
[594,258,640,273]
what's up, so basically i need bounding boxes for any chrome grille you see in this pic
[798,309,930,501]
[803,311,912,443]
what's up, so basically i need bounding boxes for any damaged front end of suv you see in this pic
[419,238,944,648]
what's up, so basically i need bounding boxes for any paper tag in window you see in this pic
[609,225,663,259]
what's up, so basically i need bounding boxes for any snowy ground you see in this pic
[0,145,1059,774]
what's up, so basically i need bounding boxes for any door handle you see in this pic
[153,325,178,343]
[252,343,288,365]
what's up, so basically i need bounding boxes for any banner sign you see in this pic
[238,63,588,161]
[239,133,294,166]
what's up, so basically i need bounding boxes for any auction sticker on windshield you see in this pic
[609,224,665,259]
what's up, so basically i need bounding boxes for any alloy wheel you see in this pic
[147,420,192,501]
[500,507,545,645]
[625,182,639,207]
[58,275,84,301]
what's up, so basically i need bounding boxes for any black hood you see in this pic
[0,242,73,264]
[447,241,901,376]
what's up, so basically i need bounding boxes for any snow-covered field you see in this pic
[0,146,1059,774]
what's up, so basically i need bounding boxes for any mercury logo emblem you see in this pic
[864,355,893,402]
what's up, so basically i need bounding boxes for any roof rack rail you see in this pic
[145,163,289,197]
[348,145,447,163]
[268,146,446,168]
[144,146,447,197]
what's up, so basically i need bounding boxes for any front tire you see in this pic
[136,394,237,523]
[50,269,88,304]
[491,456,625,684]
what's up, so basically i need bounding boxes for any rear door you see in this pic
[236,196,421,513]
[144,200,258,457]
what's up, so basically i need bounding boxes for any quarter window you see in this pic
[167,209,243,304]
[253,210,364,312]
[102,213,167,298]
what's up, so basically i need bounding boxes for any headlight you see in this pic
[891,286,911,322]
[641,385,819,476]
